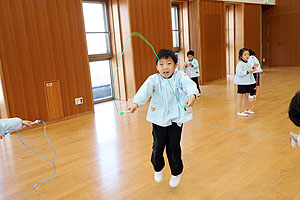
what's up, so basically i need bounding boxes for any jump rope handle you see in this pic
[31,120,42,125]
[3,131,9,136]
[119,110,130,115]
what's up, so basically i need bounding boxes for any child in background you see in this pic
[127,49,200,188]
[184,50,201,94]
[248,49,263,112]
[289,91,300,147]
[234,48,257,116]
[0,118,32,139]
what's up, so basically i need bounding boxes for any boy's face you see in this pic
[156,57,177,78]
[188,55,194,61]
[241,51,250,62]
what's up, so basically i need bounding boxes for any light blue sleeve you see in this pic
[193,59,199,68]
[236,62,248,77]
[179,72,200,97]
[0,118,23,134]
[133,76,155,107]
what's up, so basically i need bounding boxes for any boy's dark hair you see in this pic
[239,48,249,59]
[155,49,177,65]
[187,50,194,56]
[249,49,256,56]
[289,91,300,127]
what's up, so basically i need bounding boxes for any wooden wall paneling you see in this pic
[188,0,202,82]
[244,4,261,62]
[182,2,190,70]
[130,0,148,90]
[221,2,227,79]
[119,0,136,100]
[148,0,157,73]
[70,0,94,113]
[109,0,127,100]
[172,1,189,71]
[57,0,80,115]
[28,0,52,120]
[75,0,95,110]
[0,0,34,119]
[204,15,223,82]
[128,0,173,97]
[235,3,244,66]
[200,0,226,83]
[269,13,300,67]
[0,59,9,118]
[226,4,236,74]
[265,0,299,14]
[0,0,93,121]
[263,0,300,67]
[46,0,70,118]
[44,81,64,120]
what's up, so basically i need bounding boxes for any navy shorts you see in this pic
[237,85,251,94]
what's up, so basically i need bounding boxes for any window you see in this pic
[171,5,180,52]
[83,2,111,55]
[83,1,113,102]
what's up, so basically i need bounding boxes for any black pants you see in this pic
[151,123,183,176]
[191,77,201,93]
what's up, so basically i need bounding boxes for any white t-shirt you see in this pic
[248,56,263,73]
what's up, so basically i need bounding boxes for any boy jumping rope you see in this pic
[127,49,200,187]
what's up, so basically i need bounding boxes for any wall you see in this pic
[115,0,173,99]
[199,0,227,83]
[129,0,173,94]
[0,0,93,120]
[262,0,300,67]
[216,0,275,5]
[244,4,261,61]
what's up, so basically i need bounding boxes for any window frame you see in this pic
[83,0,114,103]
[171,4,180,52]
[83,0,113,60]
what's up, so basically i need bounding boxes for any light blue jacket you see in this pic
[184,59,200,78]
[234,60,256,85]
[0,118,22,134]
[133,70,200,127]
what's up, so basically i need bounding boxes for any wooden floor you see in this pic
[1,67,300,200]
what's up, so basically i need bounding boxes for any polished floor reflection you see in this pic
[1,67,300,200]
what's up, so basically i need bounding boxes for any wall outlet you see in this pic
[75,97,83,105]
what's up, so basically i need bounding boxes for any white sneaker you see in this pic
[154,170,163,182]
[245,110,255,114]
[237,112,248,117]
[169,175,181,188]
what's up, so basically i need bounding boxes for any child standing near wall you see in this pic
[234,48,257,116]
[248,49,263,112]
[184,50,201,94]
[127,49,200,188]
